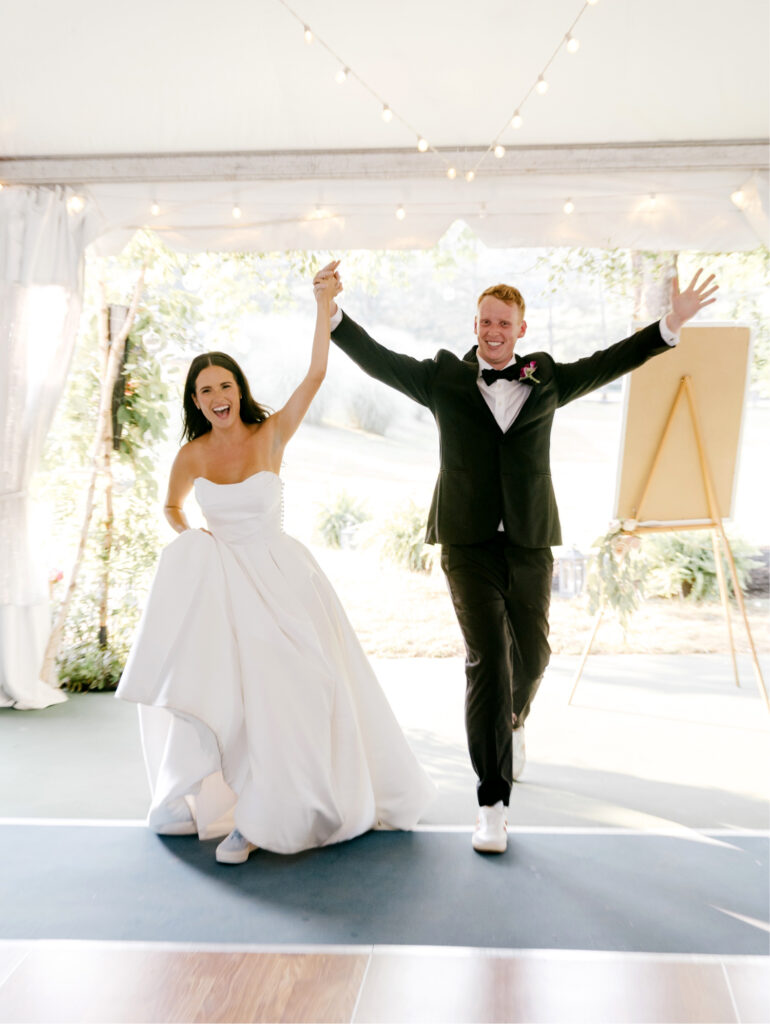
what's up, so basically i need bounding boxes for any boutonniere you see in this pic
[519,360,540,384]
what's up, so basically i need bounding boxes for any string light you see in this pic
[563,198,575,214]
[67,195,85,213]
[446,167,457,180]
[467,0,600,179]
[730,189,749,210]
[232,204,242,219]
[396,205,406,221]
[0,183,5,192]
[150,201,160,216]
[479,202,487,219]
[647,193,657,210]
[278,0,599,184]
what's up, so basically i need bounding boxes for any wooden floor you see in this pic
[0,941,767,1023]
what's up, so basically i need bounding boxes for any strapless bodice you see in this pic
[194,471,283,544]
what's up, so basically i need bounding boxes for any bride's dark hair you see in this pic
[182,352,271,442]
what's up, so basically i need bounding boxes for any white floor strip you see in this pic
[0,937,767,965]
[0,817,767,838]
[0,817,146,827]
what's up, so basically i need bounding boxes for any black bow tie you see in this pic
[481,363,521,386]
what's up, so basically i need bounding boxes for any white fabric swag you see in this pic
[0,186,99,709]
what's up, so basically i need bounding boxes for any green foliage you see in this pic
[57,641,125,693]
[678,248,770,397]
[380,501,434,574]
[586,524,761,629]
[315,491,370,548]
[643,531,760,600]
[537,245,770,393]
[114,324,171,460]
[585,525,645,628]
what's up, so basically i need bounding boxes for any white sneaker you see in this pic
[512,726,526,781]
[148,798,196,836]
[472,801,507,853]
[215,828,257,865]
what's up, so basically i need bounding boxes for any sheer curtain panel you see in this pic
[0,186,99,708]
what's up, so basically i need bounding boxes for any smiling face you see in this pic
[474,296,527,368]
[192,365,241,428]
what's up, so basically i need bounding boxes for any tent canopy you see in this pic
[2,0,768,251]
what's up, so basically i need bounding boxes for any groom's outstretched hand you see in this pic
[313,260,342,316]
[665,268,719,334]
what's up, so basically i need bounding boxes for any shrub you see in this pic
[346,382,397,435]
[586,524,762,628]
[643,531,761,600]
[380,501,434,573]
[57,642,125,693]
[315,491,370,548]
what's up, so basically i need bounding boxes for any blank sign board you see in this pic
[613,324,751,525]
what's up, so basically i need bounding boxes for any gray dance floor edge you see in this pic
[4,825,767,954]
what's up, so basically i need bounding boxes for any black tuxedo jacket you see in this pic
[331,313,671,548]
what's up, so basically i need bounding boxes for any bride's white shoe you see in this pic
[216,828,257,864]
[148,798,196,836]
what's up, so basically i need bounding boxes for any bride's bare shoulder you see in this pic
[173,437,209,476]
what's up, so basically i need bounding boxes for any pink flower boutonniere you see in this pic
[519,360,540,384]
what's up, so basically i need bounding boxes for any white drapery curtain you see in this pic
[0,186,100,709]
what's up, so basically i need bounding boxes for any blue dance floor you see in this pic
[2,825,767,954]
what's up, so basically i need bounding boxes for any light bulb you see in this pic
[730,188,748,210]
[381,105,393,122]
[494,144,505,159]
[563,199,575,214]
[417,137,429,152]
[0,182,5,191]
[150,201,160,217]
[396,205,406,221]
[479,203,487,220]
[447,167,457,180]
[232,204,242,219]
[335,66,348,84]
[303,25,313,43]
[566,34,580,53]
[67,195,85,214]
[465,170,475,183]
[587,0,599,5]
[511,111,523,129]
[536,76,549,95]
[648,193,657,209]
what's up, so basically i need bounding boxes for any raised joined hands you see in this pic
[313,259,342,307]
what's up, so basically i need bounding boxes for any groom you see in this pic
[314,264,717,853]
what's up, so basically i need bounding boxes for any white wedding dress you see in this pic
[116,471,435,854]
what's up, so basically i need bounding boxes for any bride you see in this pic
[116,262,435,864]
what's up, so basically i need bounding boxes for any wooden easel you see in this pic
[568,374,769,711]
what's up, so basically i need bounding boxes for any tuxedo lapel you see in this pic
[461,354,508,435]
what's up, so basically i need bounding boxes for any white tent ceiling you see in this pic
[1,0,768,252]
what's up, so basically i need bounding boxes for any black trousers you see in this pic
[440,536,553,807]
